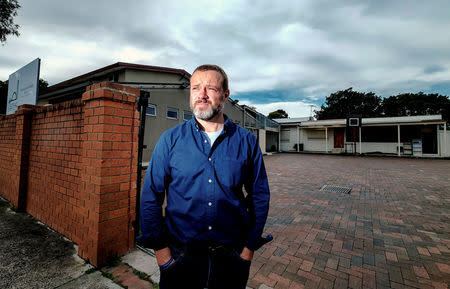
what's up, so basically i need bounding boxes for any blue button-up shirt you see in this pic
[139,115,271,251]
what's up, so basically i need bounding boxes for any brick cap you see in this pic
[16,104,38,115]
[82,82,139,104]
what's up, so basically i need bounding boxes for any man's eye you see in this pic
[208,88,217,91]
[192,87,198,90]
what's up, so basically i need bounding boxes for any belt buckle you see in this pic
[209,244,229,257]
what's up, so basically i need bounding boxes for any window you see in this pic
[167,107,178,119]
[146,104,156,116]
[183,110,193,121]
[308,130,326,139]
[281,129,290,141]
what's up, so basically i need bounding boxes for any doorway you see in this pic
[334,128,345,148]
[422,125,437,154]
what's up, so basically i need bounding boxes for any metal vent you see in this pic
[320,185,352,194]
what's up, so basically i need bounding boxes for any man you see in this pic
[139,64,272,289]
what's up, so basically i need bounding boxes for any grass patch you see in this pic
[85,267,97,274]
[121,262,159,288]
[101,271,114,280]
[132,268,151,281]
[132,268,159,289]
[100,271,128,289]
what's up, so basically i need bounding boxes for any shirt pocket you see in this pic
[216,158,247,189]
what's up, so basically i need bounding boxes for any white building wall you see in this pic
[280,127,297,151]
[304,129,334,152]
[305,139,326,152]
[291,128,299,151]
[259,129,266,154]
[438,130,450,157]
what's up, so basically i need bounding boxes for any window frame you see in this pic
[183,110,193,121]
[166,107,179,120]
[146,104,156,116]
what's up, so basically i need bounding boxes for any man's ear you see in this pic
[224,90,230,101]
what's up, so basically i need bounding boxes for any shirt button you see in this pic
[208,226,212,230]
[208,157,211,161]
[208,179,212,183]
[208,202,212,206]
[204,139,207,143]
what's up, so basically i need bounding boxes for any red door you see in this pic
[334,128,344,148]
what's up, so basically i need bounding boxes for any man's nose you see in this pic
[199,87,208,98]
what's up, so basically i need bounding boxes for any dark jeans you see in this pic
[159,243,251,289]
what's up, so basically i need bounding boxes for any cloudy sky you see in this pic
[1,0,450,117]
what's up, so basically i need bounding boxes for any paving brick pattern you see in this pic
[248,154,450,289]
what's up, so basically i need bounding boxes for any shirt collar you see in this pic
[190,114,235,135]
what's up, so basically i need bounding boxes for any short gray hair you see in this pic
[192,64,229,92]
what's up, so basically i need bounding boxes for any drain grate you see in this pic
[320,185,352,194]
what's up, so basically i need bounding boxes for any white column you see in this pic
[278,126,281,152]
[437,124,440,156]
[325,127,328,153]
[359,126,362,155]
[445,122,447,157]
[397,125,401,157]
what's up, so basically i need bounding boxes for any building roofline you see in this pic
[273,117,313,124]
[362,114,442,124]
[280,115,444,128]
[40,62,191,98]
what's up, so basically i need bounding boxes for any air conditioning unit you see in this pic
[348,118,359,127]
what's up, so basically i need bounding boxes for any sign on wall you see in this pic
[7,58,41,115]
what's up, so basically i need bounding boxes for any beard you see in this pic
[191,99,224,120]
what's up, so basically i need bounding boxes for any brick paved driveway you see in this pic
[249,154,450,289]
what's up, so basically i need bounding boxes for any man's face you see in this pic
[190,70,229,120]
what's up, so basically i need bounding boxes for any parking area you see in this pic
[249,153,450,289]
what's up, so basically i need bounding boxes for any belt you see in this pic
[169,236,243,256]
[186,243,240,257]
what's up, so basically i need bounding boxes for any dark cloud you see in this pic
[423,65,446,75]
[233,88,310,105]
[0,0,449,115]
[0,56,25,73]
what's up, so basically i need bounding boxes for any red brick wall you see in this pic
[79,82,139,265]
[0,82,140,266]
[0,115,18,205]
[0,106,34,210]
[26,100,85,245]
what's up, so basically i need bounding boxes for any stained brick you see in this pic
[388,266,403,283]
[352,255,363,267]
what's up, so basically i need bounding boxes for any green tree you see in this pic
[268,109,288,119]
[0,80,8,114]
[0,0,21,44]
[382,92,450,122]
[315,88,382,120]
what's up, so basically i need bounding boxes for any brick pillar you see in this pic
[11,105,35,210]
[79,82,139,266]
